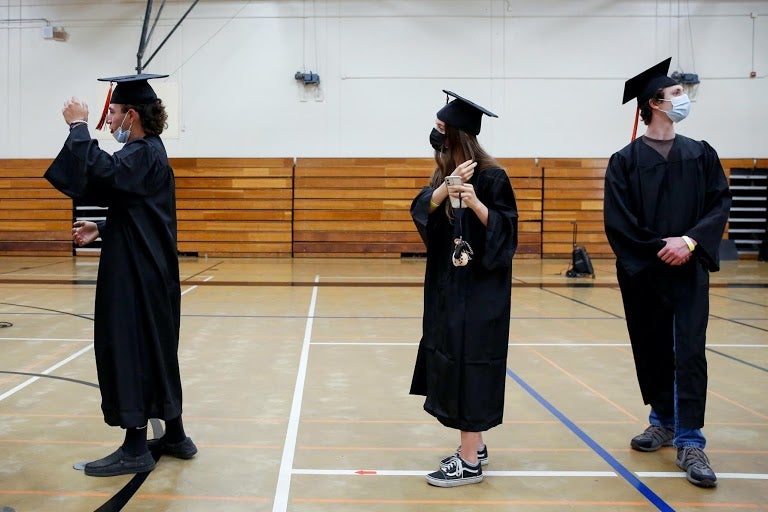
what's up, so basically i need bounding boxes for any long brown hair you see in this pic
[428,125,501,217]
[429,125,500,188]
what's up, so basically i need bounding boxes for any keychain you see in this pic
[451,236,474,267]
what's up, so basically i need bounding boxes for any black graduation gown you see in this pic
[410,167,518,432]
[45,125,183,428]
[603,135,731,428]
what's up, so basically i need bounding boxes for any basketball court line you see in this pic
[0,337,93,342]
[0,344,93,402]
[289,468,768,480]
[272,274,318,512]
[271,278,681,511]
[506,367,675,511]
[287,497,760,508]
[0,489,270,503]
[707,348,768,373]
[309,341,767,348]
[1,267,766,511]
[0,281,203,402]
[5,276,766,288]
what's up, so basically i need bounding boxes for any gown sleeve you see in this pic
[410,186,436,246]
[44,125,97,200]
[44,124,158,203]
[603,150,666,275]
[684,141,732,272]
[478,168,518,270]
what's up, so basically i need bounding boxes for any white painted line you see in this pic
[0,276,206,402]
[291,468,768,480]
[510,343,632,347]
[319,276,423,281]
[311,342,418,346]
[0,337,92,342]
[0,344,94,402]
[292,469,616,477]
[273,275,319,512]
[181,275,213,296]
[637,471,768,480]
[707,344,768,348]
[0,272,98,276]
[310,342,768,348]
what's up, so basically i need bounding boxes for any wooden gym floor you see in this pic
[0,255,766,512]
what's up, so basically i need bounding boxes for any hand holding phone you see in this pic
[445,175,463,208]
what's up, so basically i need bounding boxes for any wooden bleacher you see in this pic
[0,159,72,256]
[541,158,612,259]
[172,158,294,257]
[0,157,754,259]
[498,159,542,258]
[293,158,425,258]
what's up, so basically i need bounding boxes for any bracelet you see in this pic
[429,200,439,209]
[69,120,88,129]
[682,235,695,252]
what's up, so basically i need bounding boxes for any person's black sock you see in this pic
[122,426,148,456]
[164,416,187,444]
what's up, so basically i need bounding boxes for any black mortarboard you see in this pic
[97,73,167,104]
[436,90,498,135]
[95,73,167,129]
[622,58,678,106]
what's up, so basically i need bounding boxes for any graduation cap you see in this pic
[436,90,498,136]
[622,58,678,140]
[95,73,168,129]
[622,58,678,106]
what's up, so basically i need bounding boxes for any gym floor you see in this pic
[0,255,766,512]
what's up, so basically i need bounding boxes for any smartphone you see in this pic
[445,176,463,208]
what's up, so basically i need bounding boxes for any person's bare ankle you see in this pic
[459,449,478,465]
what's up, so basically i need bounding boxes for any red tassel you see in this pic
[95,83,113,130]
[631,107,640,141]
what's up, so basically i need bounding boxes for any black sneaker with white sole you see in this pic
[440,444,489,466]
[426,455,483,487]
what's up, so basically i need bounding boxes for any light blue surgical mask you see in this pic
[660,94,691,123]
[113,114,134,143]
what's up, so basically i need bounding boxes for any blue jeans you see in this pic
[649,409,706,449]
[648,311,707,450]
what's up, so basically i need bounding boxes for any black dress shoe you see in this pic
[148,436,198,459]
[84,447,156,477]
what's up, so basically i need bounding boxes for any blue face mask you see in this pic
[113,114,133,143]
[661,94,691,123]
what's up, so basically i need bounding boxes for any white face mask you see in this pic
[113,114,134,143]
[660,94,691,123]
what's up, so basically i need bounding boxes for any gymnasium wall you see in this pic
[1,0,766,160]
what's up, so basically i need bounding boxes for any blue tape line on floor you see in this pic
[506,367,675,512]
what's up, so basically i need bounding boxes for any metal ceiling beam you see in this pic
[136,0,200,73]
